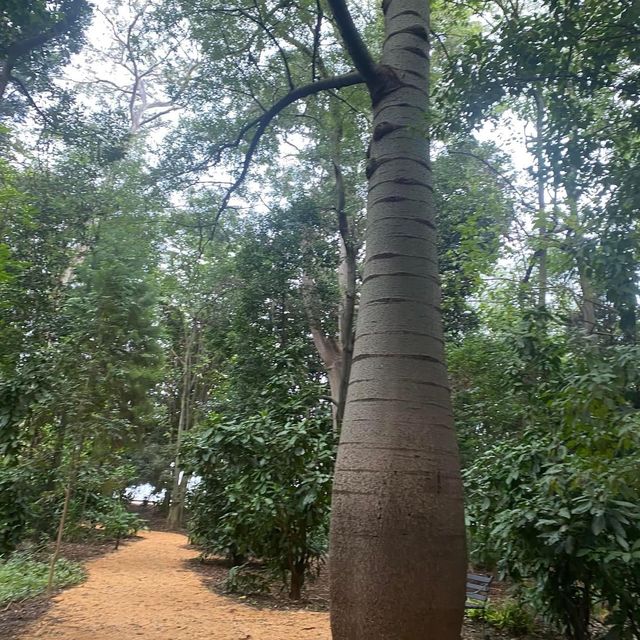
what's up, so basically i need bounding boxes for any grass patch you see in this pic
[0,553,85,604]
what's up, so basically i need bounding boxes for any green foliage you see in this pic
[92,501,144,543]
[0,2,638,633]
[464,327,640,639]
[59,463,143,542]
[434,140,514,339]
[186,347,335,598]
[0,553,85,604]
[448,328,524,465]
[0,465,30,556]
[0,0,92,120]
[468,599,535,636]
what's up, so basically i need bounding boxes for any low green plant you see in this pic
[469,599,536,636]
[222,563,271,596]
[91,500,144,548]
[0,553,85,603]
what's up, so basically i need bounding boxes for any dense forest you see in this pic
[1,1,639,639]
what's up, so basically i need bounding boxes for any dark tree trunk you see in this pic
[289,558,306,600]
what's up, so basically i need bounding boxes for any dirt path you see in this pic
[20,530,330,640]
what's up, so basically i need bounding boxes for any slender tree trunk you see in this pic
[301,275,344,431]
[566,177,597,335]
[173,471,191,527]
[289,558,305,600]
[300,119,357,432]
[167,321,195,528]
[533,87,548,308]
[47,441,81,595]
[332,141,357,430]
[329,1,466,637]
[575,239,597,335]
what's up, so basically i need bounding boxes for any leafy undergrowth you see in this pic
[0,553,86,604]
[467,600,536,636]
[0,539,122,640]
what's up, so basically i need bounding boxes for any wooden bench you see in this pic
[465,572,493,612]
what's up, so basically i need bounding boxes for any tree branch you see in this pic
[8,74,51,124]
[311,0,324,82]
[325,0,378,85]
[447,149,536,212]
[208,71,364,239]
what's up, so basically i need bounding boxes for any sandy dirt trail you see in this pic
[20,530,331,640]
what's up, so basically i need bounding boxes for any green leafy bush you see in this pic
[465,346,640,640]
[0,465,29,556]
[462,314,640,639]
[186,364,335,600]
[92,500,144,547]
[0,553,85,603]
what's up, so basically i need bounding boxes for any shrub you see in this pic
[464,321,640,639]
[0,553,85,603]
[0,465,29,556]
[465,424,640,639]
[186,396,335,599]
[93,500,144,548]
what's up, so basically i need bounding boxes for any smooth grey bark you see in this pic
[301,118,357,432]
[578,267,597,333]
[302,277,344,430]
[0,60,10,102]
[566,179,598,335]
[96,2,198,135]
[328,0,466,638]
[332,129,357,430]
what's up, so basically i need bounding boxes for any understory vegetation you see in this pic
[0,554,85,604]
[0,1,638,639]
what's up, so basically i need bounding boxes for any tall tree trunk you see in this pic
[578,266,597,334]
[42,413,67,502]
[301,114,357,432]
[0,61,11,101]
[329,1,466,638]
[566,175,597,335]
[299,296,343,430]
[167,321,195,529]
[301,158,356,433]
[533,86,548,308]
[173,472,191,528]
[332,133,357,430]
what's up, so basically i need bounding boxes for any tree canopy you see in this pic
[0,1,638,638]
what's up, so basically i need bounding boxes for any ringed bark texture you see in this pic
[329,1,466,638]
